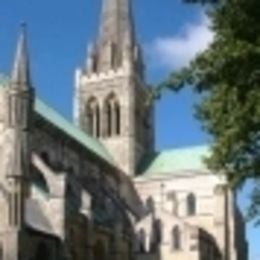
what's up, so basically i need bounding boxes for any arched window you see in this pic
[86,97,100,137]
[104,99,112,137]
[115,101,120,135]
[146,196,155,214]
[187,193,196,216]
[96,105,100,137]
[150,219,162,252]
[138,228,146,253]
[104,94,121,137]
[172,226,181,251]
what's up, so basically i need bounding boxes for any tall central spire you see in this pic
[86,0,142,73]
[75,0,153,176]
[98,0,135,49]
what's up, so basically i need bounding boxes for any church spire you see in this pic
[98,0,135,49]
[11,23,31,88]
[86,0,141,73]
[75,0,153,176]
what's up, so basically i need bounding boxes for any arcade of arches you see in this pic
[86,94,121,138]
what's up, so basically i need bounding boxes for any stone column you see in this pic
[3,231,20,260]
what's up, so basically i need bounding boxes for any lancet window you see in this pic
[86,97,100,138]
[104,94,121,137]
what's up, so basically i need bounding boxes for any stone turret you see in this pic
[8,23,34,131]
[74,0,154,176]
[5,23,34,228]
[1,24,34,260]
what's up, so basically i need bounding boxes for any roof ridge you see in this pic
[138,144,210,176]
[0,74,114,165]
[158,144,210,154]
[35,98,114,164]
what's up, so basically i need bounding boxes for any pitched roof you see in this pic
[0,75,114,164]
[34,98,114,164]
[138,145,210,177]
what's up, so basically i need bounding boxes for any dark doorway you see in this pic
[34,242,50,260]
[93,240,106,260]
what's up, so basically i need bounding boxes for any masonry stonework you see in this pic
[0,0,247,259]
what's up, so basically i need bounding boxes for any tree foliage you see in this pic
[157,0,260,223]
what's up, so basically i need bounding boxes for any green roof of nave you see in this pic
[34,99,114,163]
[138,145,210,177]
[0,75,114,164]
[1,74,210,175]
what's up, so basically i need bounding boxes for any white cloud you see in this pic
[148,15,214,70]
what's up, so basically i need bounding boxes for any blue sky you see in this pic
[0,0,259,258]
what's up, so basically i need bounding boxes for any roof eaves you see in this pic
[34,98,114,164]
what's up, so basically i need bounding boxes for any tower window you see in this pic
[115,102,120,135]
[187,193,196,216]
[105,101,112,136]
[104,94,121,137]
[86,97,100,138]
[96,105,100,137]
[138,228,146,253]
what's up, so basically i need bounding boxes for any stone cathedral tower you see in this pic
[74,0,154,176]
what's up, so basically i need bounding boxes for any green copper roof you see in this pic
[139,145,210,176]
[0,75,113,164]
[35,98,114,164]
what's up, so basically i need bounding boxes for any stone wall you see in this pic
[134,171,246,260]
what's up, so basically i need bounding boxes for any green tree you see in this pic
[157,0,260,223]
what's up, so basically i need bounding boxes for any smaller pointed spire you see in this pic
[11,23,31,88]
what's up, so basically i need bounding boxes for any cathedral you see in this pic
[0,0,248,259]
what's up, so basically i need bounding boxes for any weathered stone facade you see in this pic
[0,0,248,260]
[134,170,248,260]
[74,0,154,176]
[0,20,142,260]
